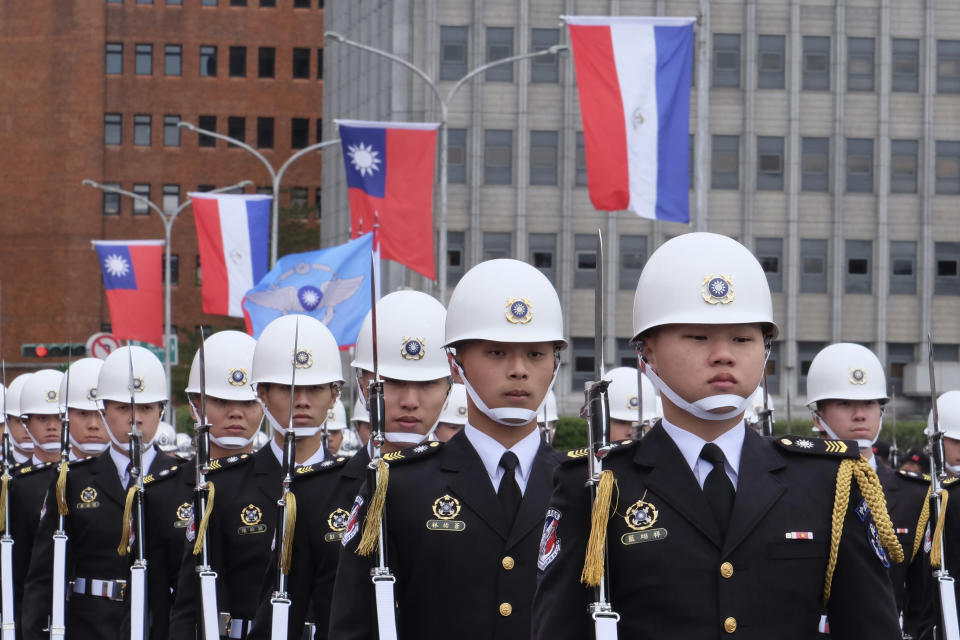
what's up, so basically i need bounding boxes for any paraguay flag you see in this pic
[190,193,271,317]
[336,120,439,280]
[92,240,164,346]
[565,16,695,223]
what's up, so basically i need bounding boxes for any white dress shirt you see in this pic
[110,444,158,488]
[463,423,540,494]
[660,418,745,490]
[270,438,326,468]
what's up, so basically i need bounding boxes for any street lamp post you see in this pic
[324,31,567,303]
[177,121,341,268]
[82,179,252,413]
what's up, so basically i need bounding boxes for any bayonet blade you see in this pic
[594,231,605,381]
[370,253,380,382]
[198,327,208,428]
[288,320,299,434]
[128,344,138,439]
[929,335,940,434]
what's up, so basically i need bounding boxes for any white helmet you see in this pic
[444,259,567,348]
[542,389,559,423]
[5,373,31,418]
[186,331,257,401]
[251,315,344,386]
[805,343,888,408]
[632,232,778,341]
[61,358,105,412]
[930,390,960,441]
[325,399,347,432]
[351,396,370,424]
[20,369,65,417]
[252,430,270,451]
[604,367,660,422]
[97,346,169,405]
[155,421,178,452]
[438,384,468,426]
[175,432,194,457]
[352,291,449,381]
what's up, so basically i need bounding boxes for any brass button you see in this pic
[724,617,737,634]
[720,561,734,579]
[499,602,513,617]
[501,556,515,570]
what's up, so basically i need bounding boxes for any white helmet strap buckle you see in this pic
[639,358,755,422]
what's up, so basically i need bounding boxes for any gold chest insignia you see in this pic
[426,494,465,532]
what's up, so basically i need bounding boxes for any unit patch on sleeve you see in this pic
[537,508,562,571]
[341,495,364,547]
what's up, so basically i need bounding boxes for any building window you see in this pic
[291,118,309,148]
[757,34,785,89]
[765,342,781,395]
[200,45,217,76]
[936,242,960,295]
[293,0,309,6]
[890,240,917,295]
[227,116,245,144]
[619,235,647,291]
[846,138,874,193]
[937,40,960,94]
[531,28,559,83]
[485,27,514,82]
[845,239,872,294]
[528,233,556,285]
[202,0,217,4]
[315,188,322,218]
[102,183,121,216]
[440,26,468,81]
[800,238,828,293]
[133,184,151,215]
[571,337,595,391]
[802,137,829,192]
[163,114,180,146]
[712,33,740,88]
[257,117,274,148]
[316,49,323,79]
[134,114,152,146]
[162,184,179,213]
[892,38,919,92]
[446,231,465,286]
[483,232,511,260]
[135,44,153,75]
[162,254,179,286]
[260,0,275,6]
[887,343,915,395]
[798,341,828,396]
[756,238,783,293]
[258,47,275,78]
[934,344,960,362]
[574,233,597,289]
[292,47,310,78]
[256,186,272,196]
[197,115,216,147]
[711,135,739,189]
[936,141,960,194]
[847,37,875,91]
[890,139,918,194]
[575,132,588,187]
[230,0,246,5]
[803,36,830,90]
[106,43,123,74]
[483,129,512,185]
[229,46,246,77]
[530,130,558,186]
[164,44,182,76]
[615,338,638,369]
[757,136,784,191]
[447,128,466,184]
[316,118,323,144]
[104,113,122,145]
[289,187,308,217]
[195,255,202,286]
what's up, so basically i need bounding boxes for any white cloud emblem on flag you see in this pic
[347,142,382,176]
[104,254,130,277]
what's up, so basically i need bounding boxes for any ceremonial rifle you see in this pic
[539,399,552,447]
[926,337,960,640]
[757,370,774,437]
[888,389,901,469]
[126,347,148,640]
[49,351,72,640]
[0,363,14,640]
[270,321,299,640]
[580,231,620,639]
[193,329,222,640]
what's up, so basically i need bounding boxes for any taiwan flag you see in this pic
[336,119,439,280]
[190,193,271,317]
[92,240,164,346]
[565,16,695,223]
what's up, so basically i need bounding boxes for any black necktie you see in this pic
[497,451,522,526]
[700,443,735,535]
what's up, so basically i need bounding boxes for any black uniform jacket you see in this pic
[21,450,178,640]
[329,430,564,640]
[169,447,281,640]
[532,425,901,640]
[9,460,55,639]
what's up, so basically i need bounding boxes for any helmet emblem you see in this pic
[241,504,263,526]
[130,377,145,393]
[87,387,97,401]
[702,275,735,305]
[457,406,467,417]
[628,395,639,409]
[293,349,313,369]
[849,368,867,385]
[45,390,58,403]
[228,368,248,387]
[327,409,336,421]
[505,298,533,325]
[401,337,425,361]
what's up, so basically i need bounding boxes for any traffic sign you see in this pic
[85,333,120,359]
[131,334,179,366]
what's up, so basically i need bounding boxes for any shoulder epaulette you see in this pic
[381,440,443,465]
[66,456,97,467]
[775,436,859,459]
[143,464,181,486]
[294,455,349,477]
[17,461,54,476]
[897,469,932,485]
[562,439,637,464]
[207,453,252,474]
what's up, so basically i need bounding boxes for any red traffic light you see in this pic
[34,345,48,357]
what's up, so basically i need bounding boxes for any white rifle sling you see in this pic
[939,577,960,640]
[129,564,146,640]
[1,536,14,639]
[373,575,398,640]
[199,570,220,640]
[593,611,620,640]
[269,596,290,640]
[49,533,68,639]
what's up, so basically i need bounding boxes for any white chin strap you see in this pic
[639,359,755,421]
[98,410,157,454]
[69,434,110,456]
[255,397,324,439]
[947,461,960,476]
[813,414,881,450]
[23,419,62,453]
[210,434,258,450]
[450,359,557,428]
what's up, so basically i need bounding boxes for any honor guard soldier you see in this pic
[436,383,468,442]
[533,232,902,640]
[249,290,451,640]
[603,367,661,441]
[329,259,566,640]
[325,398,348,455]
[929,391,960,622]
[807,343,933,638]
[6,374,36,465]
[62,359,111,461]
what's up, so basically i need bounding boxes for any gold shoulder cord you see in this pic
[823,458,905,606]
[192,482,216,556]
[912,487,931,564]
[356,459,389,557]
[279,490,297,572]
[580,469,616,586]
[56,462,70,516]
[931,489,949,568]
